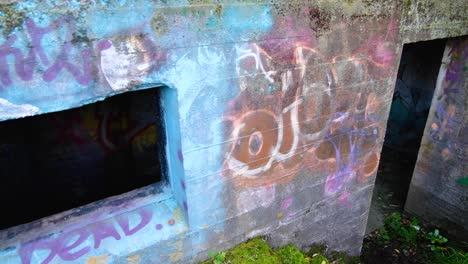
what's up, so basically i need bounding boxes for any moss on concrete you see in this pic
[403,0,412,10]
[201,237,359,264]
[222,237,281,264]
[214,3,223,19]
[151,11,169,36]
[0,3,25,36]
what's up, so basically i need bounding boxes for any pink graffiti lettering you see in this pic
[0,16,110,91]
[19,208,152,264]
[56,229,91,261]
[116,208,152,236]
[19,239,57,264]
[90,222,122,249]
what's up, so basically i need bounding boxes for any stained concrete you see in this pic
[0,1,465,263]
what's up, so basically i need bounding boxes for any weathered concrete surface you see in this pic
[0,1,465,263]
[405,37,468,240]
[400,0,468,43]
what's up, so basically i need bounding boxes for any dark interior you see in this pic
[0,88,166,230]
[372,39,447,218]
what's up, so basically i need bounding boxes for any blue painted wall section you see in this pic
[0,1,466,263]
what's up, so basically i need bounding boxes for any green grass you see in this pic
[434,247,468,264]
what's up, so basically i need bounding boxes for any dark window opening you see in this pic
[366,39,447,232]
[0,88,166,230]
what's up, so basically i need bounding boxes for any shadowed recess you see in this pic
[366,38,447,233]
[0,88,166,230]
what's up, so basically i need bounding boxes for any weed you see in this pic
[363,212,467,264]
[425,229,448,252]
[378,212,420,247]
[207,251,226,264]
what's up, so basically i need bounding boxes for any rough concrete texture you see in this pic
[0,1,465,263]
[400,0,468,43]
[405,37,468,241]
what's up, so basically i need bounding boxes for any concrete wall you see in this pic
[405,37,468,240]
[0,1,465,264]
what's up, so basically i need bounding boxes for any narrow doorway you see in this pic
[366,39,447,233]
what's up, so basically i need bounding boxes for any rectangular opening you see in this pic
[366,38,447,233]
[0,88,167,230]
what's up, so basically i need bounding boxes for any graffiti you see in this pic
[456,176,468,186]
[94,95,157,152]
[126,255,141,264]
[280,196,295,218]
[86,255,108,264]
[224,43,336,188]
[0,2,406,262]
[223,27,394,196]
[19,207,180,264]
[41,88,158,151]
[0,16,110,91]
[405,38,467,241]
[19,209,149,264]
[100,34,164,91]
[429,40,467,159]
